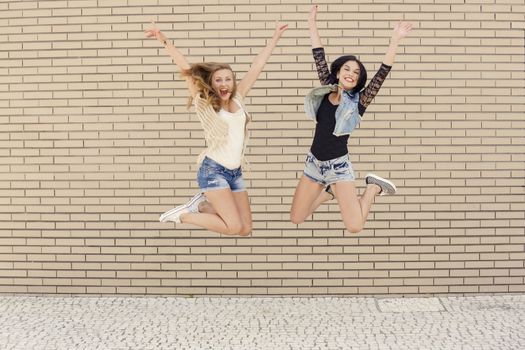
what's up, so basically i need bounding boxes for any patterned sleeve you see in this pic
[359,63,392,114]
[312,47,331,85]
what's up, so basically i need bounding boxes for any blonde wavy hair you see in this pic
[182,62,237,112]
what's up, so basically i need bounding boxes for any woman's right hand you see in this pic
[144,21,166,43]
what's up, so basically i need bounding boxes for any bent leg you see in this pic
[290,175,325,224]
[180,188,244,235]
[198,200,216,214]
[232,190,252,236]
[332,181,381,234]
[187,191,250,235]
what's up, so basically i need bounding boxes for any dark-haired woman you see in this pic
[145,21,288,235]
[290,6,412,233]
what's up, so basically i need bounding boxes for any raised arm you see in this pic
[144,21,197,97]
[309,5,331,85]
[359,21,412,113]
[382,21,412,66]
[308,5,322,49]
[236,22,288,98]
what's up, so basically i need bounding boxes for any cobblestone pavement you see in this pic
[0,294,524,350]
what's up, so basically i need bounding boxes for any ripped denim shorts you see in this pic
[197,156,246,193]
[303,151,355,186]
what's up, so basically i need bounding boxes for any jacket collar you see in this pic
[311,84,359,101]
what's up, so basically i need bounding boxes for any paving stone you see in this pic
[0,295,523,349]
[376,297,444,312]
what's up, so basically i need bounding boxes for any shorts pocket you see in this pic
[333,160,349,172]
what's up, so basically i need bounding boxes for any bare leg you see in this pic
[290,175,324,224]
[231,191,252,236]
[196,196,249,235]
[308,187,334,215]
[198,200,216,214]
[179,188,250,236]
[332,181,381,233]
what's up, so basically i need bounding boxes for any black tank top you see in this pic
[310,94,349,161]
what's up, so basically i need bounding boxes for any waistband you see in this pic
[202,156,241,174]
[306,151,349,166]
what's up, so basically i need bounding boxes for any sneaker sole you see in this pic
[365,174,397,195]
[159,205,187,222]
[159,193,205,222]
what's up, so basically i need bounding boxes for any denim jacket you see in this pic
[304,85,361,137]
[305,47,392,137]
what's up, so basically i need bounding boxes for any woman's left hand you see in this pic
[392,21,413,40]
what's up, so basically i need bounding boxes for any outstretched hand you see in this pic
[392,21,413,41]
[308,5,318,25]
[273,22,289,39]
[144,20,166,42]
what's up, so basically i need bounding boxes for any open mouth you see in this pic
[344,77,355,84]
[219,89,230,97]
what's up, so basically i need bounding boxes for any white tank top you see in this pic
[205,100,246,170]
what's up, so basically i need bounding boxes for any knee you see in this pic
[224,221,243,236]
[290,212,305,225]
[344,221,363,234]
[237,224,252,236]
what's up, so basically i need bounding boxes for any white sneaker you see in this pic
[186,192,206,213]
[159,203,190,223]
[159,192,206,223]
[365,173,397,196]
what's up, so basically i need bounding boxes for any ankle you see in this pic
[198,201,212,213]
[197,201,205,212]
[179,212,188,223]
[367,183,381,195]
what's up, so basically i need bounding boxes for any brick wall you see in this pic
[1,0,524,295]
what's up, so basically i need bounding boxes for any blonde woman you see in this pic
[145,21,288,235]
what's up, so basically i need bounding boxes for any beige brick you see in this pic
[0,286,28,293]
[27,286,57,294]
[480,285,509,293]
[85,286,115,294]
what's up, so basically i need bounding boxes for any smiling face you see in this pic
[337,60,361,91]
[211,68,235,103]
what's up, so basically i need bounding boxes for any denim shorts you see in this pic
[303,151,355,186]
[197,156,246,193]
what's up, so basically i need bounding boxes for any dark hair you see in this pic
[181,62,237,112]
[328,55,367,94]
